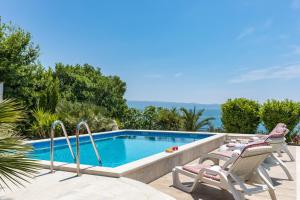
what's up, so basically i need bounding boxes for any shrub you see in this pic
[31,108,58,138]
[56,100,116,133]
[141,106,163,130]
[37,69,60,113]
[156,108,182,131]
[121,107,183,131]
[120,108,143,129]
[221,98,260,134]
[260,99,300,133]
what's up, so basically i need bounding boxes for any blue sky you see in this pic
[1,0,300,103]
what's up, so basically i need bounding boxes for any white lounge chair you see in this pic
[200,124,294,181]
[172,144,276,200]
[234,123,294,161]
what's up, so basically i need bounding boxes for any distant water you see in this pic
[127,100,223,128]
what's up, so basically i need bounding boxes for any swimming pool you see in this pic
[31,131,213,167]
[30,130,225,183]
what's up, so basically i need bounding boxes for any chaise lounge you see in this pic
[199,123,294,181]
[172,143,276,200]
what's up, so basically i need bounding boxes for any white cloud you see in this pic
[236,27,255,40]
[173,72,183,78]
[291,0,300,9]
[230,63,300,83]
[145,74,163,79]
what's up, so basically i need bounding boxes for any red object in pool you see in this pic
[172,146,178,151]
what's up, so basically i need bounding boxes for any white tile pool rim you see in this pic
[28,130,226,179]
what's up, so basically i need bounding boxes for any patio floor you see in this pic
[150,145,299,200]
[0,170,175,200]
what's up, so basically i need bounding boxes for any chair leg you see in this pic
[281,144,295,161]
[276,150,283,157]
[271,154,294,181]
[259,166,273,185]
[256,168,277,200]
[268,188,277,200]
[172,168,198,193]
[227,180,244,200]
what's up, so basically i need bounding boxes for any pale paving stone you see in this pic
[150,146,299,200]
[0,170,175,200]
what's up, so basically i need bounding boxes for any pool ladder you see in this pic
[50,120,75,173]
[50,120,102,176]
[75,121,102,176]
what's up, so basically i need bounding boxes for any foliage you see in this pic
[221,98,260,134]
[156,108,182,131]
[31,108,58,138]
[260,99,300,133]
[180,107,215,131]
[0,99,39,189]
[288,125,300,144]
[140,106,159,130]
[121,106,214,131]
[37,69,60,113]
[54,63,127,119]
[121,106,183,131]
[121,108,143,129]
[56,100,116,133]
[0,19,43,109]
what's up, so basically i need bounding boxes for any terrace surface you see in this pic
[0,146,298,200]
[150,145,299,200]
[0,170,175,200]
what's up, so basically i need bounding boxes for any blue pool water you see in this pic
[31,131,213,168]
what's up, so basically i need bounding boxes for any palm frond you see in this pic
[195,117,215,130]
[0,99,40,190]
[0,99,25,124]
[180,106,215,131]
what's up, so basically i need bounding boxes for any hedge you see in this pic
[260,99,300,132]
[221,98,260,134]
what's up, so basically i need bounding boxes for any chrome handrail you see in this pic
[75,121,102,176]
[50,120,75,173]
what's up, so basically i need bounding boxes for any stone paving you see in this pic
[0,170,175,200]
[150,146,299,200]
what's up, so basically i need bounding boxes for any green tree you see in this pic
[37,69,60,113]
[260,99,300,132]
[156,108,182,131]
[54,63,127,118]
[0,19,43,109]
[0,99,39,189]
[180,107,215,131]
[221,98,260,134]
